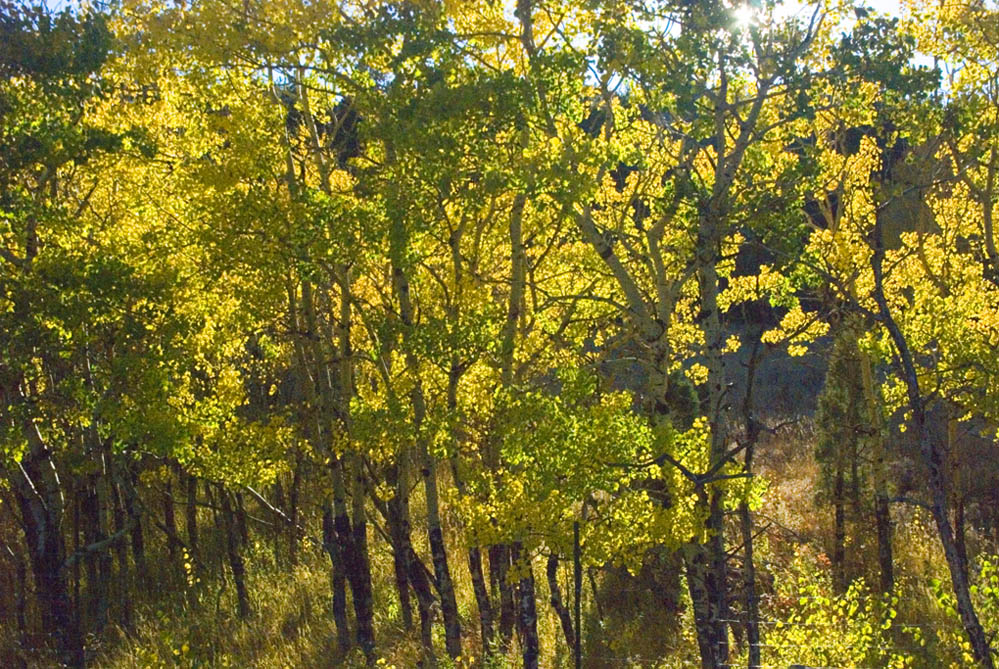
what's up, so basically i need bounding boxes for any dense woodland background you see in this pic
[4,0,999,667]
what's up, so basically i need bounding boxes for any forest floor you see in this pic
[69,420,989,669]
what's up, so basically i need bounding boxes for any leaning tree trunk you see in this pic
[406,544,439,667]
[871,214,994,668]
[546,553,575,653]
[420,422,461,659]
[386,438,438,663]
[949,414,971,583]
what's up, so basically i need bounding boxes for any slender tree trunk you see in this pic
[164,474,177,564]
[874,493,894,593]
[950,415,970,583]
[424,457,461,659]
[331,452,376,661]
[348,455,375,659]
[79,476,94,634]
[80,474,106,633]
[205,482,225,576]
[288,457,302,565]
[871,213,993,668]
[185,472,199,561]
[574,521,583,669]
[271,478,285,562]
[739,332,764,669]
[490,544,517,653]
[235,492,249,547]
[468,545,494,651]
[9,430,83,667]
[955,497,970,584]
[697,207,731,667]
[294,72,376,660]
[446,196,492,657]
[833,464,847,592]
[684,541,721,669]
[322,502,351,651]
[406,545,438,667]
[925,432,991,666]
[739,503,761,669]
[4,544,28,658]
[386,466,414,630]
[72,484,81,617]
[220,489,250,619]
[546,553,575,653]
[122,464,148,592]
[386,444,434,658]
[706,492,729,666]
[109,472,133,629]
[512,543,539,669]
[387,184,462,659]
[488,171,527,657]
[79,435,112,637]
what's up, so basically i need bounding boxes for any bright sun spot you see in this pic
[733,4,756,29]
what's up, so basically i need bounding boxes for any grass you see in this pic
[6,418,993,668]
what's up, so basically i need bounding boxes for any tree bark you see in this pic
[109,471,133,629]
[696,223,731,667]
[80,471,109,633]
[574,521,583,669]
[9,425,83,667]
[684,542,722,669]
[546,553,575,653]
[386,463,414,630]
[220,489,251,619]
[468,545,494,652]
[955,497,970,584]
[490,543,517,653]
[122,463,148,592]
[389,213,462,658]
[185,472,199,561]
[288,456,302,565]
[870,209,994,668]
[3,543,29,659]
[322,501,351,651]
[739,502,760,669]
[163,474,177,564]
[406,545,439,667]
[513,543,539,669]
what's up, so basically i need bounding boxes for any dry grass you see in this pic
[19,418,989,668]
